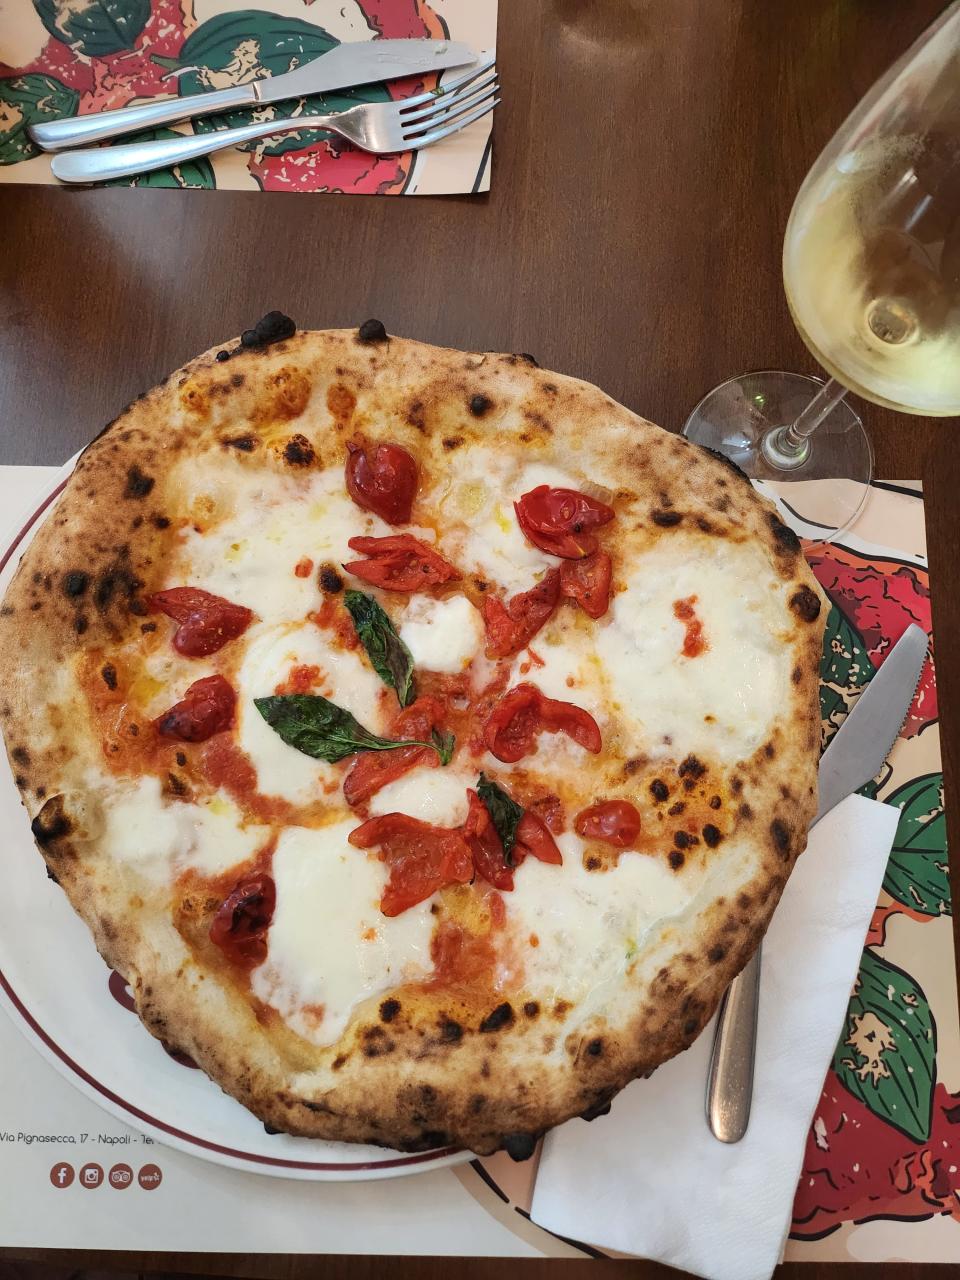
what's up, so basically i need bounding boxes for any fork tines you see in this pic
[399,58,500,146]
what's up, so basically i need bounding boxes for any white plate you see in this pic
[0,460,471,1182]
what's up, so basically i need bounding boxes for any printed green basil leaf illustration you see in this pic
[101,128,216,188]
[343,591,414,707]
[0,75,79,166]
[833,947,936,1143]
[820,601,873,751]
[882,772,950,916]
[34,0,151,57]
[168,13,392,157]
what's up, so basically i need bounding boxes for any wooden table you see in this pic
[1,1,958,1277]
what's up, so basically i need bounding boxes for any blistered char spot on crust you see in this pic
[0,327,826,1157]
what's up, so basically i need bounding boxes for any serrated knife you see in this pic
[28,39,477,153]
[706,621,928,1143]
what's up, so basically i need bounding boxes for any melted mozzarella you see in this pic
[398,595,483,673]
[100,776,267,879]
[501,833,694,1016]
[367,765,474,825]
[235,621,388,806]
[251,823,434,1045]
[434,447,572,595]
[172,461,391,625]
[596,536,792,763]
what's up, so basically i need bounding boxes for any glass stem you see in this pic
[761,377,848,470]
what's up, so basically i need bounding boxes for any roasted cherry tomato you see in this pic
[345,440,418,524]
[464,788,515,890]
[514,486,615,559]
[515,810,563,864]
[343,696,447,806]
[209,874,276,968]
[483,682,602,763]
[150,587,253,657]
[482,568,560,658]
[574,799,642,849]
[343,534,460,593]
[560,551,612,619]
[348,813,473,916]
[155,674,236,743]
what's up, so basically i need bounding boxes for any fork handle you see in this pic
[706,946,762,1142]
[50,114,341,185]
[28,85,257,153]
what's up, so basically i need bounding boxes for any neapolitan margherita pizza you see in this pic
[0,317,826,1156]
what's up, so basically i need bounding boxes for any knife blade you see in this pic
[28,39,477,153]
[706,622,928,1143]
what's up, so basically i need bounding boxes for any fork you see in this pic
[51,61,499,186]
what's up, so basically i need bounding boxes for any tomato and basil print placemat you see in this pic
[0,0,496,192]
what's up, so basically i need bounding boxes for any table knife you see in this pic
[28,39,477,153]
[706,621,928,1143]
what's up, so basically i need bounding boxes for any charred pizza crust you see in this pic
[0,321,825,1156]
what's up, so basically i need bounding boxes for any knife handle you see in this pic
[706,947,762,1142]
[28,85,256,153]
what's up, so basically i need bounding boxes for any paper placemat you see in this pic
[0,0,496,193]
[0,469,956,1262]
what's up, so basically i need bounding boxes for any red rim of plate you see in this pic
[0,470,460,1175]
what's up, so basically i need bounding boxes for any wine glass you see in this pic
[684,0,960,540]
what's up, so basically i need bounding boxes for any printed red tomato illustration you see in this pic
[792,1074,960,1238]
[806,542,935,738]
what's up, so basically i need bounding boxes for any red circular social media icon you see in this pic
[138,1163,162,1190]
[79,1162,103,1189]
[109,1162,133,1189]
[49,1162,74,1188]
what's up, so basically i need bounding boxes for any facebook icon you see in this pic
[49,1162,74,1188]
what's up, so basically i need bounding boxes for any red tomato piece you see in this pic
[155,674,236,743]
[482,569,560,658]
[574,799,643,849]
[345,440,418,524]
[209,874,276,968]
[464,788,514,890]
[343,696,447,806]
[343,535,460,593]
[348,813,473,916]
[150,587,253,657]
[515,810,563,864]
[483,683,602,763]
[673,595,708,657]
[560,551,612,619]
[294,556,314,579]
[514,486,615,559]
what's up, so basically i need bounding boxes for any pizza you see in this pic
[0,317,826,1157]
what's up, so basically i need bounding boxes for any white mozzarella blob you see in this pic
[501,833,694,1016]
[100,776,267,879]
[434,447,560,594]
[251,823,435,1045]
[596,536,791,763]
[398,595,483,673]
[367,765,473,826]
[236,621,388,805]
[507,627,606,719]
[172,462,391,625]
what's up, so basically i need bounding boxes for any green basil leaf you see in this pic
[255,695,456,767]
[343,590,415,707]
[432,728,457,767]
[477,772,525,863]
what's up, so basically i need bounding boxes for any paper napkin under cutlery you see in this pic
[531,794,900,1280]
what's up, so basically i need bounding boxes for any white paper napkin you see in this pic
[531,793,900,1280]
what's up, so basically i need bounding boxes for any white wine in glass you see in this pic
[685,0,960,538]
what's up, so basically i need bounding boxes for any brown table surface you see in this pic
[2,0,959,1277]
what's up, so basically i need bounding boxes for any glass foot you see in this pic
[682,371,874,542]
